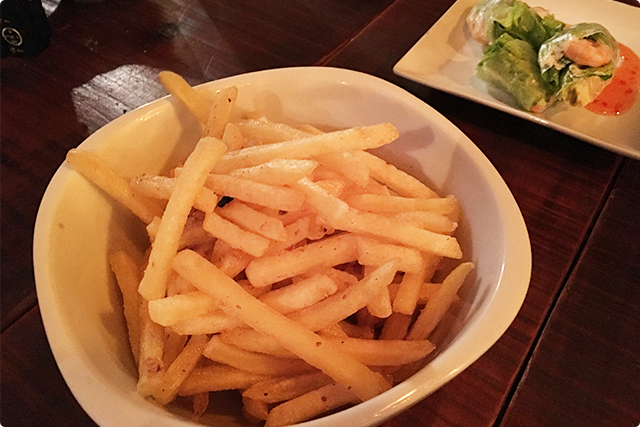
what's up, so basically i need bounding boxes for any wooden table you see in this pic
[2,0,639,426]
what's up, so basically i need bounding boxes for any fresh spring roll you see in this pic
[466,0,564,49]
[477,33,554,112]
[538,23,620,106]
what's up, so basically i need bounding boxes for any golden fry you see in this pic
[138,137,227,300]
[154,334,209,405]
[158,71,210,125]
[172,250,392,402]
[90,77,474,425]
[204,86,238,139]
[212,123,399,173]
[108,250,142,364]
[243,371,333,403]
[265,383,358,427]
[406,262,474,341]
[66,149,163,224]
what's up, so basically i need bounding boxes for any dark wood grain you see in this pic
[500,157,640,427]
[0,306,98,426]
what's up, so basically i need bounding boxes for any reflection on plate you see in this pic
[393,0,640,160]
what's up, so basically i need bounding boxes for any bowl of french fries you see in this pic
[34,66,531,427]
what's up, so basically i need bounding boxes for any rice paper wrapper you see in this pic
[477,33,554,111]
[466,0,564,49]
[539,23,620,106]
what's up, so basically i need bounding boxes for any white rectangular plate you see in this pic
[393,0,640,159]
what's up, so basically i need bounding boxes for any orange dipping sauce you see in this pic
[586,44,640,116]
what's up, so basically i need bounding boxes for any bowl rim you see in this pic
[33,65,531,427]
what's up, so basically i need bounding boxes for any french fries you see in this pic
[212,123,399,173]
[108,250,142,364]
[158,71,210,125]
[130,174,218,213]
[203,86,238,139]
[265,383,359,427]
[205,173,305,212]
[137,137,227,301]
[67,73,476,426]
[65,149,163,224]
[244,233,358,288]
[243,371,334,403]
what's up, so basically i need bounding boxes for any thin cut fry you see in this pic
[108,250,142,365]
[138,137,227,300]
[191,392,210,420]
[365,285,393,319]
[212,123,399,173]
[243,396,270,421]
[217,199,287,241]
[147,291,218,327]
[220,328,296,358]
[418,282,442,304]
[379,312,413,340]
[221,326,434,367]
[346,194,458,216]
[243,371,334,403]
[203,335,316,377]
[265,383,359,427]
[136,298,165,397]
[259,274,338,314]
[245,233,358,288]
[162,329,188,367]
[169,311,244,335]
[406,262,474,341]
[356,237,424,273]
[154,334,209,405]
[345,211,462,259]
[146,214,214,250]
[228,158,319,186]
[221,122,245,151]
[130,174,218,213]
[205,173,305,212]
[179,364,272,396]
[392,253,440,315]
[158,71,210,125]
[172,249,392,402]
[210,238,255,278]
[234,118,313,144]
[326,337,435,366]
[66,149,163,224]
[203,212,271,258]
[391,210,458,234]
[353,150,439,199]
[289,259,399,332]
[204,86,238,139]
[293,177,462,258]
[314,151,369,188]
[318,323,350,338]
[264,216,311,256]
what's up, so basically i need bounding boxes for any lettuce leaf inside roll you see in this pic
[477,33,554,111]
[467,0,564,49]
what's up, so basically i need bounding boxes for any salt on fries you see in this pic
[65,71,475,426]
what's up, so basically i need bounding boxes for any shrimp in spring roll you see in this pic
[538,23,620,106]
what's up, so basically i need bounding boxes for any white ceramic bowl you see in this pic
[34,66,531,427]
